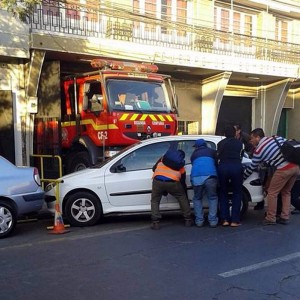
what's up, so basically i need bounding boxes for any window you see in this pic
[214,6,255,36]
[133,0,187,36]
[276,19,289,42]
[111,139,203,172]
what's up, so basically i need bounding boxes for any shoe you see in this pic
[209,223,217,228]
[150,221,160,230]
[262,219,276,226]
[184,219,193,227]
[254,201,265,210]
[196,222,204,228]
[222,221,230,227]
[277,218,289,225]
[230,222,241,227]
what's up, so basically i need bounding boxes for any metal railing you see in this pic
[29,1,300,65]
[31,154,63,189]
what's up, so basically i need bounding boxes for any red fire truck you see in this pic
[34,59,178,175]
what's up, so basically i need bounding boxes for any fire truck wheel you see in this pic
[67,151,91,174]
[65,192,102,226]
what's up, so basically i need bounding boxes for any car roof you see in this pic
[135,135,224,146]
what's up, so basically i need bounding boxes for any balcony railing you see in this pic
[29,1,300,65]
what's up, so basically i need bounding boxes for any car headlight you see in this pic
[45,182,57,192]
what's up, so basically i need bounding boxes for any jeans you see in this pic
[266,165,300,222]
[218,162,243,223]
[192,177,218,226]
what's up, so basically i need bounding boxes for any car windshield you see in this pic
[106,79,172,113]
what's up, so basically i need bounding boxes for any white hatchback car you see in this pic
[45,135,263,226]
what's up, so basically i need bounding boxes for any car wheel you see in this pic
[65,192,102,226]
[0,201,17,238]
[66,151,91,174]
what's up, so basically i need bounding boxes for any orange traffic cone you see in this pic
[48,203,70,234]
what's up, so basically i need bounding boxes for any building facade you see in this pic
[1,0,300,165]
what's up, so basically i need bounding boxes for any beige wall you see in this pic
[174,80,202,124]
[0,10,29,59]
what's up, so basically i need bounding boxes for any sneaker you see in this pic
[184,219,193,227]
[262,219,276,226]
[196,222,204,228]
[209,223,217,228]
[254,201,265,210]
[277,218,289,225]
[150,221,160,230]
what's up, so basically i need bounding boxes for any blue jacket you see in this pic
[190,146,217,178]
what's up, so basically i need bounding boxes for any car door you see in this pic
[104,141,171,209]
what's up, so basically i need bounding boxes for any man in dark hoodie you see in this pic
[150,147,192,230]
[190,139,219,228]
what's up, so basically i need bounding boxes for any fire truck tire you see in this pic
[65,192,102,226]
[66,151,91,174]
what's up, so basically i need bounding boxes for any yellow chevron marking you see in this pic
[140,114,147,121]
[165,115,173,121]
[119,114,129,121]
[157,115,166,121]
[149,114,157,121]
[130,114,139,121]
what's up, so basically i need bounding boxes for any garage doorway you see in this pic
[0,90,15,164]
[216,96,252,136]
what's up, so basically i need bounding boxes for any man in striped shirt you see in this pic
[244,128,300,225]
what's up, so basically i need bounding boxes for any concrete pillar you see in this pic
[256,78,294,136]
[201,72,232,134]
[24,49,46,164]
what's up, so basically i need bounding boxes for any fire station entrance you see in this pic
[216,96,252,135]
[0,90,15,164]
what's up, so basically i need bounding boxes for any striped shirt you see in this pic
[243,136,288,179]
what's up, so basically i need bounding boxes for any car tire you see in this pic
[0,201,17,239]
[65,192,102,227]
[66,151,91,174]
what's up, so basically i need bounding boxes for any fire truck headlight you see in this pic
[105,150,119,157]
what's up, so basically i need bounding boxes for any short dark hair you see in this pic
[224,125,236,138]
[251,128,265,138]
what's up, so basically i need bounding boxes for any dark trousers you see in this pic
[218,162,243,223]
[151,179,191,222]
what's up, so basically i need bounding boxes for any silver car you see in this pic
[0,156,44,238]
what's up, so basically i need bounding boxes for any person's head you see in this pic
[223,125,236,138]
[193,139,206,148]
[233,123,241,138]
[250,128,265,147]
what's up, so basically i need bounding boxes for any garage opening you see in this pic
[216,96,252,135]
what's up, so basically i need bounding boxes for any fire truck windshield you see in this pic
[106,79,172,113]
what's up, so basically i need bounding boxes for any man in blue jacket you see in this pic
[190,139,219,227]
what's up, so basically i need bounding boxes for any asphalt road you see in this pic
[1,205,300,300]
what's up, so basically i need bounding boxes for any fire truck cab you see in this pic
[35,59,178,175]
